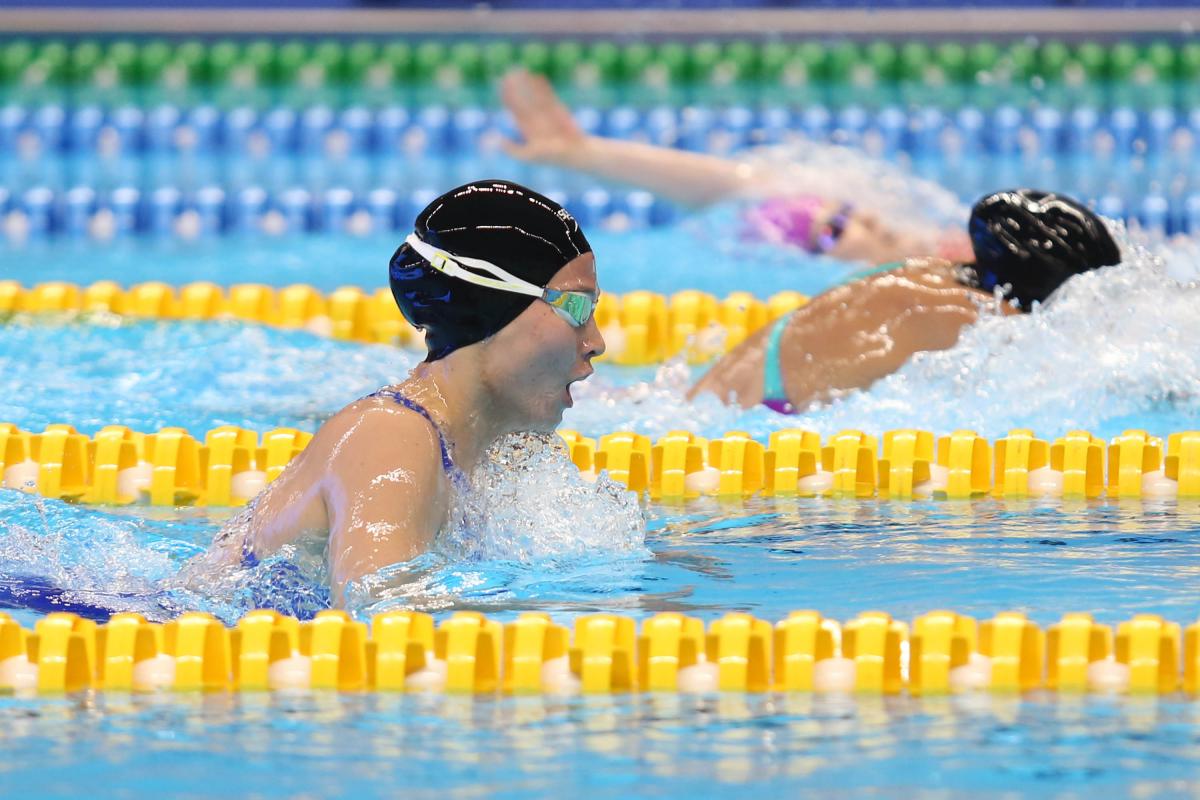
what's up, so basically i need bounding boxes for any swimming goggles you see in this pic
[405,233,598,328]
[814,202,854,254]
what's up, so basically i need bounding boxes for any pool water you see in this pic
[4,484,1200,627]
[5,691,1200,798]
[5,455,1200,797]
[3,95,1200,798]
[3,491,1200,797]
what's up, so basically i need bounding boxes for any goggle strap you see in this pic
[404,233,543,299]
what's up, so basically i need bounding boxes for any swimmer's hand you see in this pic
[500,69,587,166]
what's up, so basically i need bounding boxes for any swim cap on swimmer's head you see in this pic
[966,189,1121,309]
[389,180,591,361]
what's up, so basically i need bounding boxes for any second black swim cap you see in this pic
[966,189,1121,309]
[389,180,592,361]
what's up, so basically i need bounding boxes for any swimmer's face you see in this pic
[829,207,944,265]
[482,253,605,432]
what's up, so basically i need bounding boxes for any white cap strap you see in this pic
[404,233,543,298]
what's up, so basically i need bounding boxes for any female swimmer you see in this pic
[500,68,973,264]
[210,180,605,602]
[689,188,1122,411]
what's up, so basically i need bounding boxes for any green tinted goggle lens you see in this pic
[543,289,597,328]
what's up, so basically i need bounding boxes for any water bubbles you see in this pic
[344,432,648,617]
[0,489,199,621]
[564,358,756,441]
[443,431,646,562]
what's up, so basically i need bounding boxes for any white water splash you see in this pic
[441,431,646,561]
[563,358,768,440]
[0,490,199,620]
[343,432,647,615]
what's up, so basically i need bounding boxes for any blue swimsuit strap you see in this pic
[373,390,457,475]
[762,311,794,405]
[763,260,911,410]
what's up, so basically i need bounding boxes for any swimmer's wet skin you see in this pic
[690,189,1122,412]
[207,180,605,605]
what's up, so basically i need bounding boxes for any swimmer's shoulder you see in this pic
[854,257,981,294]
[864,257,1023,318]
[875,256,957,280]
[308,393,445,477]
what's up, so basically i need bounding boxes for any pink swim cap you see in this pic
[742,195,848,254]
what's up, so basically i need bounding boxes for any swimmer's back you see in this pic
[690,258,1017,409]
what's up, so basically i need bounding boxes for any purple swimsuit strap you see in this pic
[372,390,457,475]
[761,397,795,415]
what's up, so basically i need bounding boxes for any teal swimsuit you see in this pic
[761,313,794,413]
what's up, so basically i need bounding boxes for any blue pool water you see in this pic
[4,484,1200,628]
[3,114,1200,797]
[5,691,1200,799]
[1,216,1196,443]
[3,489,1200,797]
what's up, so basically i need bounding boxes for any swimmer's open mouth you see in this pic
[564,370,592,406]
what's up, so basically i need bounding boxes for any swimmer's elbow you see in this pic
[329,516,435,606]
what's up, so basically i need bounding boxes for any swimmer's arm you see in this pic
[686,324,774,408]
[324,412,446,605]
[501,69,771,208]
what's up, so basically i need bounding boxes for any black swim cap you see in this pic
[389,180,591,361]
[966,189,1121,309]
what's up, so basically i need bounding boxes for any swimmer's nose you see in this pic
[582,315,605,360]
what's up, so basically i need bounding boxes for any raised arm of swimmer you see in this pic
[499,69,970,264]
[501,69,768,208]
